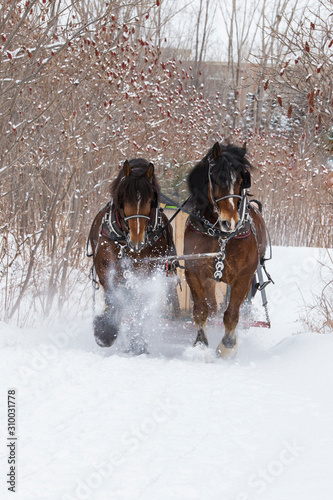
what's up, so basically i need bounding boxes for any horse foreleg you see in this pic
[94,290,122,348]
[186,271,210,347]
[217,278,252,358]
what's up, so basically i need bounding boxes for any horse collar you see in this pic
[187,204,255,282]
[101,203,127,244]
[188,207,251,240]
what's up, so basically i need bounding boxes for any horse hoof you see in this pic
[216,338,238,359]
[95,335,116,348]
[129,336,149,355]
[93,315,118,348]
[193,328,208,347]
[193,340,208,349]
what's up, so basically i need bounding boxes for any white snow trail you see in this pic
[0,246,332,500]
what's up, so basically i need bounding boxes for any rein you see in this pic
[160,192,249,241]
[160,192,227,239]
[144,195,192,246]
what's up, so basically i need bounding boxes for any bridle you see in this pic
[115,170,160,251]
[123,212,152,228]
[122,213,150,252]
[119,173,156,227]
[208,155,250,231]
[121,202,160,252]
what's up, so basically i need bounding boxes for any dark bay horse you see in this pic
[184,142,267,358]
[88,158,177,351]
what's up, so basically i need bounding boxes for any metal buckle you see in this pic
[118,244,126,259]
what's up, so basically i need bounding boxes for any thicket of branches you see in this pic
[0,0,332,323]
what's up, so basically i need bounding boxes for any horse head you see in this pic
[208,142,252,233]
[114,159,158,252]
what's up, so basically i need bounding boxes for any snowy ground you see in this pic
[1,246,332,500]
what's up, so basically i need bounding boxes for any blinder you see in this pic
[240,170,251,190]
[117,192,124,210]
[151,189,159,209]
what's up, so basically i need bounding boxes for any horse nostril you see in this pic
[221,220,231,231]
[127,241,135,252]
[127,235,145,253]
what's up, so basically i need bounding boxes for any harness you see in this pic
[208,154,251,230]
[183,155,253,281]
[98,201,169,259]
[186,178,273,325]
[182,154,274,288]
[187,205,257,281]
[86,199,179,302]
[159,182,272,287]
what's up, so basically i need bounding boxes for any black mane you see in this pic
[111,158,160,209]
[187,143,253,214]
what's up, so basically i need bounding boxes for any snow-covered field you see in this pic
[1,246,332,500]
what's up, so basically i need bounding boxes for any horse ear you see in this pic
[146,162,154,180]
[212,142,222,160]
[123,160,131,177]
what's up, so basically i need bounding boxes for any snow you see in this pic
[1,246,332,500]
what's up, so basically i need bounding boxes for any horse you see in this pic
[184,142,267,358]
[88,158,178,352]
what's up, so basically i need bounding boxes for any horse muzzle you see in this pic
[124,213,150,253]
[126,233,146,253]
[218,215,239,233]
